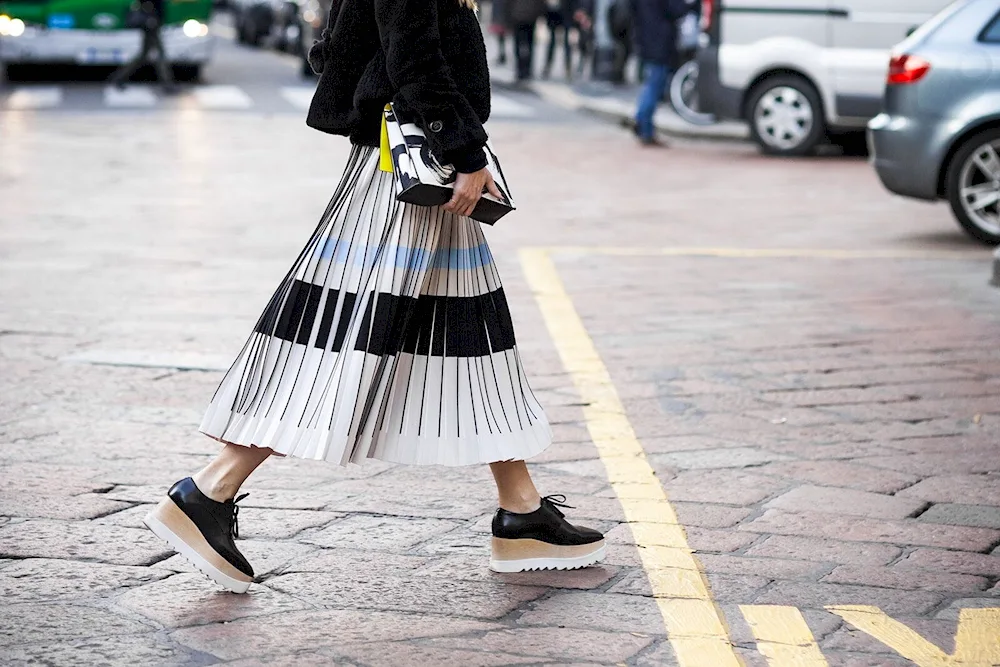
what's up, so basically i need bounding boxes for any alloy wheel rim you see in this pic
[754,86,814,150]
[958,140,1000,237]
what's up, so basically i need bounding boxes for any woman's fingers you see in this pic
[485,173,503,200]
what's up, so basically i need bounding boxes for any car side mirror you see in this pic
[905,25,917,37]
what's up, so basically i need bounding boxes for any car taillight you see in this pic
[702,0,714,32]
[887,54,930,85]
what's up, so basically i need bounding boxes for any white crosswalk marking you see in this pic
[280,86,316,111]
[7,87,63,110]
[104,85,158,108]
[191,85,253,109]
[491,93,534,118]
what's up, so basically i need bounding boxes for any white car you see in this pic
[695,0,953,155]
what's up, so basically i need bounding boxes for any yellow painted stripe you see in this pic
[520,247,743,667]
[741,605,829,666]
[545,246,985,260]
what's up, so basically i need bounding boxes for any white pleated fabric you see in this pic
[200,146,551,466]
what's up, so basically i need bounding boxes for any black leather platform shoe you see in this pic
[143,477,254,593]
[490,495,606,572]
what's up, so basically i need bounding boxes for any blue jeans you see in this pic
[635,63,671,140]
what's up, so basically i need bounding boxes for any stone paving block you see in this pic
[821,617,961,657]
[765,485,927,520]
[529,441,601,463]
[821,650,914,666]
[425,626,654,664]
[266,571,547,619]
[0,602,153,646]
[0,490,131,520]
[652,447,791,470]
[300,515,461,552]
[333,643,541,667]
[411,529,494,558]
[413,554,618,590]
[895,547,1000,577]
[335,492,496,521]
[280,546,430,575]
[0,462,112,495]
[223,652,361,667]
[118,572,311,628]
[171,608,499,660]
[696,553,827,580]
[746,535,901,567]
[822,564,989,593]
[0,519,172,565]
[0,633,204,666]
[917,503,1000,529]
[753,581,943,616]
[517,591,668,635]
[536,458,611,479]
[753,460,920,494]
[862,448,1000,477]
[672,502,753,528]
[238,508,344,540]
[742,509,1000,552]
[897,475,1000,506]
[0,558,169,603]
[658,469,789,506]
[687,527,760,554]
[154,539,319,578]
[607,568,769,602]
[630,640,680,667]
[933,597,1000,620]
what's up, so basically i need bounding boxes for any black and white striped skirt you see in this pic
[200,145,551,466]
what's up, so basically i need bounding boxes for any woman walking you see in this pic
[142,0,605,594]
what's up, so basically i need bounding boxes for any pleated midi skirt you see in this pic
[200,145,552,466]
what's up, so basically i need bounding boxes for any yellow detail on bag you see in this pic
[380,106,394,173]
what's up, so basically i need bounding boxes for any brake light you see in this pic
[887,54,930,85]
[702,0,714,31]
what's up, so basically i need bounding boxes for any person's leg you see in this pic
[497,32,507,65]
[543,13,558,78]
[149,29,177,91]
[635,62,668,141]
[192,443,274,502]
[489,460,542,513]
[109,33,151,87]
[514,22,533,80]
[488,459,605,572]
[562,23,572,78]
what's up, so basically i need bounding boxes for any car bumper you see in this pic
[696,45,743,120]
[867,112,941,201]
[0,27,214,64]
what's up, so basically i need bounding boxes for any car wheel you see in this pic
[669,60,716,127]
[173,65,202,83]
[747,75,826,157]
[946,128,1000,246]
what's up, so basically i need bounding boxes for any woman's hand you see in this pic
[444,168,503,218]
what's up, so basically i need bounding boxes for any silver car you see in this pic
[868,0,1000,245]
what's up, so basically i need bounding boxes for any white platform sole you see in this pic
[489,542,607,573]
[144,508,252,594]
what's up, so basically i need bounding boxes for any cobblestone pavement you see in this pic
[1,104,999,667]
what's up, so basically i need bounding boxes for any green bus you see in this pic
[0,0,214,79]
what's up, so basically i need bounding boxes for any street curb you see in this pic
[493,76,749,142]
[992,247,1000,287]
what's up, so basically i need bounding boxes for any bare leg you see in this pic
[192,444,273,502]
[489,460,542,513]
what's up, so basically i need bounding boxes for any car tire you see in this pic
[747,75,826,157]
[945,128,1000,246]
[173,65,202,83]
[669,59,716,127]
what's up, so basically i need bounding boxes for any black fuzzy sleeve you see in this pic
[374,0,488,172]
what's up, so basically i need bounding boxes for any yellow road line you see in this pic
[520,247,743,667]
[741,605,829,666]
[545,246,986,260]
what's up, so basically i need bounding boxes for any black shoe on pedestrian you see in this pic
[144,477,254,593]
[490,495,605,572]
[639,135,669,148]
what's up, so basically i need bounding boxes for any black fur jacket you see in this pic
[306,0,492,173]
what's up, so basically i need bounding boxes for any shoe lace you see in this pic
[226,493,249,539]
[542,494,574,517]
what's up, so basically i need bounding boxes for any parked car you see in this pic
[696,0,953,156]
[868,0,1000,246]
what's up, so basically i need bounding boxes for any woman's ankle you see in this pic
[498,493,542,514]
[191,471,240,503]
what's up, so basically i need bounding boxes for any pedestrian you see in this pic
[573,0,594,78]
[143,0,606,594]
[541,0,574,80]
[490,0,510,65]
[632,0,688,145]
[109,0,176,92]
[508,0,546,81]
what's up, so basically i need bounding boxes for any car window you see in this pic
[981,11,1000,43]
[895,0,969,52]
